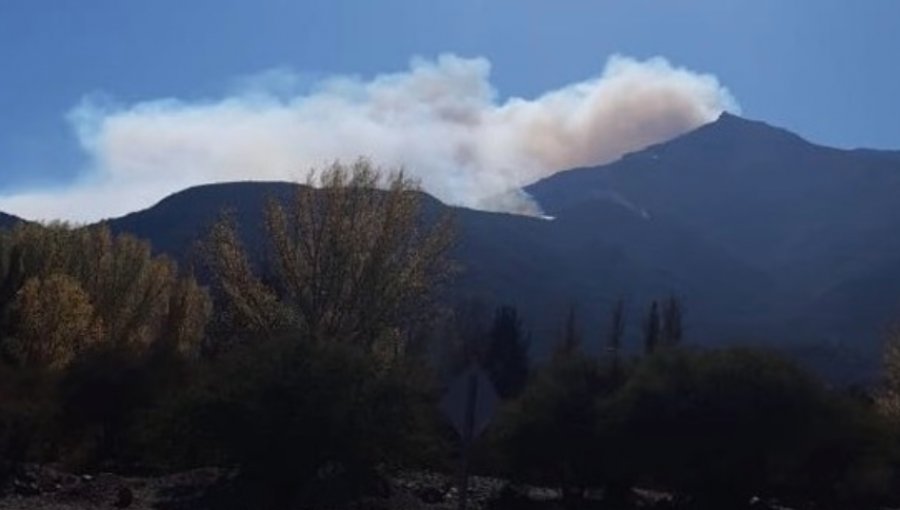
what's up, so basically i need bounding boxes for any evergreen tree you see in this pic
[484,305,529,400]
[643,301,660,355]
[662,294,683,348]
[454,298,490,369]
[558,305,581,355]
[607,298,626,382]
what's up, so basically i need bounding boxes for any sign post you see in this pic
[441,367,499,510]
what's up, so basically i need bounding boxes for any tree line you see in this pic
[0,159,899,509]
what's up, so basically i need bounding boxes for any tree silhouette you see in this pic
[557,304,581,356]
[484,305,529,400]
[7,274,101,369]
[206,159,456,364]
[643,301,660,355]
[662,294,683,348]
[607,298,626,382]
[0,223,210,366]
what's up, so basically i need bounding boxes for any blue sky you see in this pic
[1,1,898,213]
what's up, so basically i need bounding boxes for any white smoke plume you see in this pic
[0,54,738,222]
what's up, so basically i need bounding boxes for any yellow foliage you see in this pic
[205,217,289,336]
[8,274,102,369]
[164,276,213,355]
[207,159,455,359]
[0,222,211,367]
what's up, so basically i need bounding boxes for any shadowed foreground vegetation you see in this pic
[1,161,900,509]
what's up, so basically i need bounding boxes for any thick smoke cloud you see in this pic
[0,54,738,221]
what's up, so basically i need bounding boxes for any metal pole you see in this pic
[457,371,478,510]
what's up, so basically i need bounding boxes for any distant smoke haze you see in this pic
[0,54,738,222]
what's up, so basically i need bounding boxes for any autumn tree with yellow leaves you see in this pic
[206,159,455,361]
[0,223,211,369]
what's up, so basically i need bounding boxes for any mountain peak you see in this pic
[708,110,791,135]
[714,110,741,123]
[665,111,811,154]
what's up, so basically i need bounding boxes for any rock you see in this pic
[418,486,444,504]
[13,479,41,497]
[114,486,134,508]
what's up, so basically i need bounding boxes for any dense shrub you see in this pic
[0,223,210,365]
[56,345,192,470]
[0,364,57,472]
[153,335,441,509]
[490,346,900,509]
[493,350,608,504]
[0,223,209,472]
[611,348,898,509]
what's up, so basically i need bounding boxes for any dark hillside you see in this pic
[102,114,900,379]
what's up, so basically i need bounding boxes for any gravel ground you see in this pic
[0,465,840,510]
[0,466,516,510]
[0,466,223,510]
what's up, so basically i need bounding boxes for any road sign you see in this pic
[440,366,499,510]
[440,366,499,440]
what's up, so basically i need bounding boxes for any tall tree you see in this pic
[0,223,210,367]
[484,305,529,400]
[206,159,456,363]
[7,274,102,369]
[661,294,683,348]
[457,299,491,367]
[607,298,626,381]
[557,304,581,356]
[643,301,661,355]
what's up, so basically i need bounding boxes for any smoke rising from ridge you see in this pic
[0,54,738,221]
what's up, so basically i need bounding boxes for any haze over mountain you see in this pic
[36,112,884,381]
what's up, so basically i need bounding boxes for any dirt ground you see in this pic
[0,466,224,510]
[0,466,507,510]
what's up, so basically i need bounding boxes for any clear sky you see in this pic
[1,1,898,211]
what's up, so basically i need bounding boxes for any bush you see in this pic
[611,348,898,509]
[779,394,899,508]
[491,346,899,509]
[0,364,57,474]
[154,335,441,509]
[55,345,191,470]
[493,350,607,503]
[0,223,209,471]
[0,223,210,359]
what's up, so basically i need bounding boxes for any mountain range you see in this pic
[3,113,899,381]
